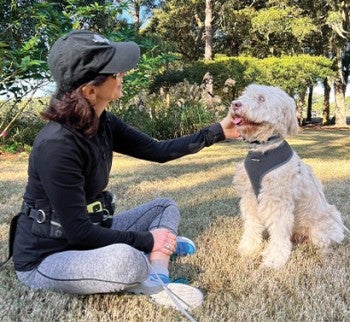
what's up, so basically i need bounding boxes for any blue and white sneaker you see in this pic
[173,236,196,257]
[129,273,203,310]
[130,273,187,294]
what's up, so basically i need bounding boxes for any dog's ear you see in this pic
[288,117,299,136]
[286,98,299,136]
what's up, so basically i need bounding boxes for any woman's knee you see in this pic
[155,197,178,208]
[107,244,149,282]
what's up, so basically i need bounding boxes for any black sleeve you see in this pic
[34,139,154,252]
[109,113,225,162]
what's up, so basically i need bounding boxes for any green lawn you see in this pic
[0,128,349,321]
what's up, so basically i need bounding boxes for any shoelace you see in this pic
[142,253,197,322]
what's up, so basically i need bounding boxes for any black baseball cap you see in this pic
[48,30,140,93]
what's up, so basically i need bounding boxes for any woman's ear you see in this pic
[81,84,96,105]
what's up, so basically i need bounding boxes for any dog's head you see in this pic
[230,84,299,142]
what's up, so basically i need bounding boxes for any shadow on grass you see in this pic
[290,128,350,160]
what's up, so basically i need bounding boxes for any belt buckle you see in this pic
[36,209,46,224]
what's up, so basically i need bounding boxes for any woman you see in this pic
[11,30,240,310]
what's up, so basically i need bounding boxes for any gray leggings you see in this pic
[16,198,180,294]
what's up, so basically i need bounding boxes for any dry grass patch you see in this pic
[0,129,349,321]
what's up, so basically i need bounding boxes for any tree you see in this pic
[266,0,349,125]
[326,1,349,126]
[0,0,71,137]
[204,0,213,61]
[145,0,206,60]
[121,0,162,34]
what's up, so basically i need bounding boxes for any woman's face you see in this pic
[90,73,125,115]
[96,72,125,102]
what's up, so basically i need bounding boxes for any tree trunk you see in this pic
[333,77,347,127]
[204,0,213,61]
[322,78,331,125]
[306,85,313,121]
[132,1,140,34]
[330,43,347,127]
[202,72,214,107]
[296,91,306,126]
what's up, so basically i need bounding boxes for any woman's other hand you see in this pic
[150,228,176,255]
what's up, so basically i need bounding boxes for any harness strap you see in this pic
[0,213,20,267]
[244,140,294,197]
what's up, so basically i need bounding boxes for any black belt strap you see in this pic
[0,213,20,267]
[21,202,48,223]
[1,194,116,267]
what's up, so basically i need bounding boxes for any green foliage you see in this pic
[150,54,334,99]
[145,0,206,60]
[0,140,32,154]
[64,1,123,31]
[248,55,334,96]
[115,101,213,140]
[250,6,317,56]
[111,81,221,139]
[119,51,179,103]
[0,1,66,99]
[0,97,47,149]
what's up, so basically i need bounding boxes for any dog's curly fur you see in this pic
[231,84,345,269]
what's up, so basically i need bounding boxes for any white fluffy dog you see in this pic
[231,84,345,269]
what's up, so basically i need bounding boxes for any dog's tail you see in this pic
[329,211,350,239]
[310,173,350,239]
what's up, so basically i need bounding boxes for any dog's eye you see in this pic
[258,95,265,102]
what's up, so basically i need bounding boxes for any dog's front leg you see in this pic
[238,195,265,256]
[260,200,294,269]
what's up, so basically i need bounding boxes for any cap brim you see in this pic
[99,41,140,74]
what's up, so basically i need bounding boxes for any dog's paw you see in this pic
[261,256,288,269]
[238,240,261,257]
[262,248,290,269]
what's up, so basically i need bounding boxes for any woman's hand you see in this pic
[150,228,177,255]
[219,112,240,139]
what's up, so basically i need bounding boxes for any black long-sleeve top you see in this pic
[13,111,225,271]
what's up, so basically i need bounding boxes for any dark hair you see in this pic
[42,75,109,137]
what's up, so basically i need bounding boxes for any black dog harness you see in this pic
[244,140,294,197]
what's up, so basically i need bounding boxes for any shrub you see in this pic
[110,81,225,139]
[0,97,47,152]
[150,55,334,100]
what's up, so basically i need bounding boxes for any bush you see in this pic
[0,97,47,152]
[110,81,225,139]
[150,55,334,100]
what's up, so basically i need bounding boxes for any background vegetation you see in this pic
[0,0,349,153]
[1,130,349,321]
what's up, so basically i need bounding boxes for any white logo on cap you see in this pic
[92,35,110,45]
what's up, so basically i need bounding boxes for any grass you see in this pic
[0,128,349,322]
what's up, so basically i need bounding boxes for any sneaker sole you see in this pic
[150,283,203,310]
[128,283,163,295]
